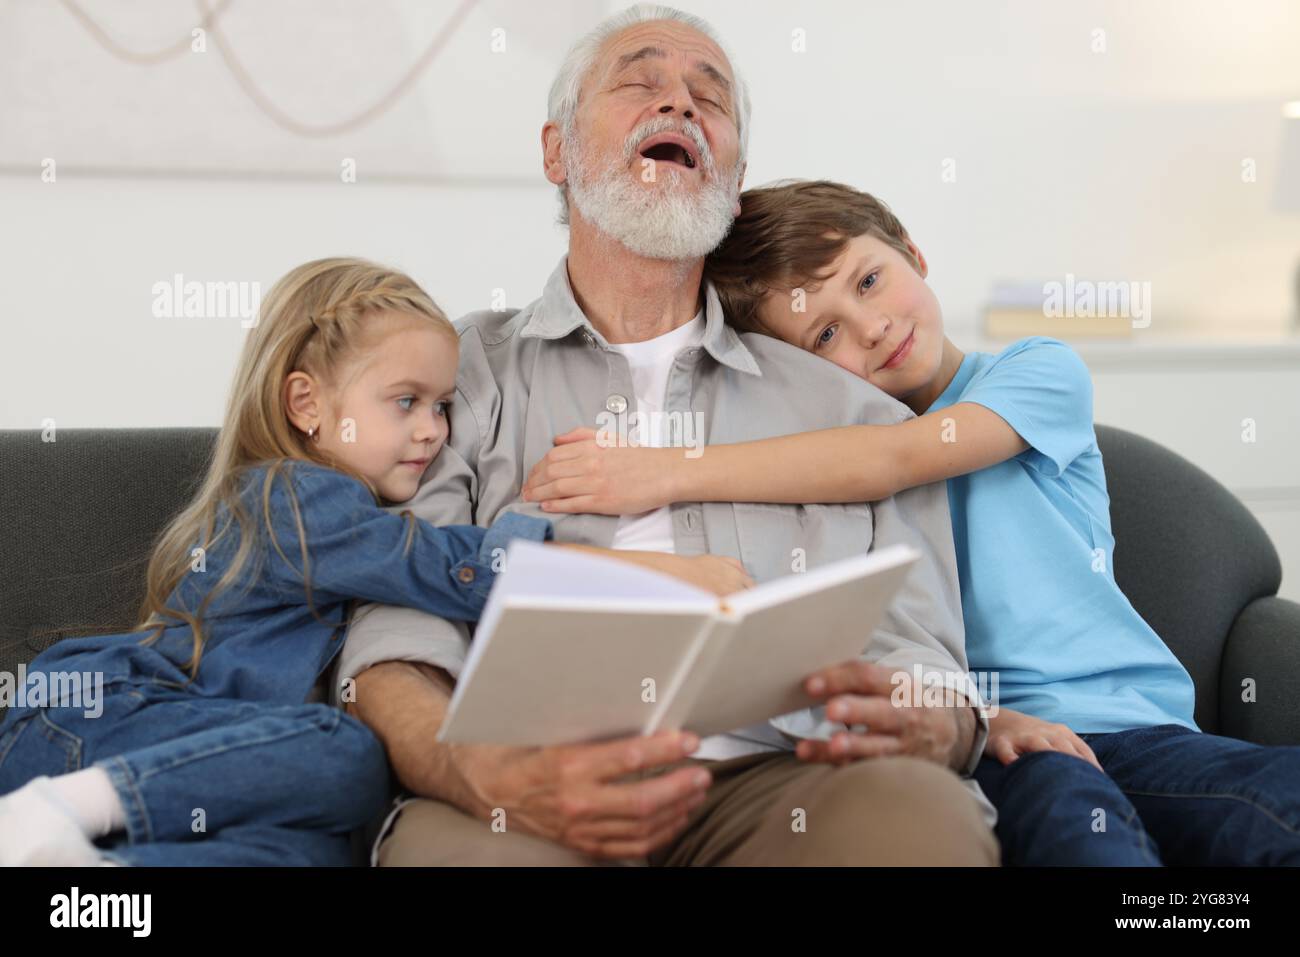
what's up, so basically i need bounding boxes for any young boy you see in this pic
[521,179,1300,866]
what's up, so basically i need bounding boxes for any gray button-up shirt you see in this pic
[334,254,993,820]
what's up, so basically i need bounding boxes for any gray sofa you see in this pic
[1,425,1298,859]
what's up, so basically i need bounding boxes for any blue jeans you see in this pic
[0,681,389,866]
[973,723,1300,865]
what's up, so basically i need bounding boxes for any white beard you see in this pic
[562,119,741,262]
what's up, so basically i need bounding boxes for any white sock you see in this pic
[42,766,127,838]
[0,777,105,866]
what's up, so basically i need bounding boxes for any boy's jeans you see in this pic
[0,680,389,866]
[974,723,1300,865]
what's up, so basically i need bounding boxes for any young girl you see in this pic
[0,257,742,867]
[520,181,1300,866]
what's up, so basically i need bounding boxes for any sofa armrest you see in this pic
[1217,595,1300,746]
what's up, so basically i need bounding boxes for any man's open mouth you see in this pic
[637,134,699,169]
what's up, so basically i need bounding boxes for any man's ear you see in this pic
[542,121,566,187]
[732,160,748,217]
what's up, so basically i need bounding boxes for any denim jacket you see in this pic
[10,460,551,718]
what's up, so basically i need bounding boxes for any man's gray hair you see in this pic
[547,3,752,226]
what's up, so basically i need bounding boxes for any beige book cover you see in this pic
[985,307,1135,338]
[438,539,920,746]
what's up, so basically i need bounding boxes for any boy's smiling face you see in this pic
[754,232,946,403]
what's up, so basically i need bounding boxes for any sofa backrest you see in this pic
[1094,424,1281,733]
[0,426,1283,732]
[0,428,218,701]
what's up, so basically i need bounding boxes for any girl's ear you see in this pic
[283,371,322,435]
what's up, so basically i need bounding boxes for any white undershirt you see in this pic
[605,311,790,761]
[606,310,706,553]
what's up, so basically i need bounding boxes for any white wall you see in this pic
[1,0,1298,599]
[0,176,567,427]
[2,0,1299,429]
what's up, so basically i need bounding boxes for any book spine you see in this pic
[648,615,739,735]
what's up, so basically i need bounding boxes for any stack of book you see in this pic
[984,279,1136,339]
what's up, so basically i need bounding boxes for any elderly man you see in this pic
[334,4,997,866]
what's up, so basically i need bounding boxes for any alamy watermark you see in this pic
[889,664,1001,718]
[50,887,150,937]
[0,666,104,718]
[1042,273,1151,328]
[595,409,705,458]
[152,273,261,328]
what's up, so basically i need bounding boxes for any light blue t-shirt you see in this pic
[928,336,1198,733]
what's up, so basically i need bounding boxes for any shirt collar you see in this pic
[521,255,761,377]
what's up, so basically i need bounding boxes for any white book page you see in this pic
[449,539,715,724]
[684,547,920,736]
[494,539,717,603]
[441,541,921,746]
[439,606,716,746]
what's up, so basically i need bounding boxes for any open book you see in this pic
[438,539,920,746]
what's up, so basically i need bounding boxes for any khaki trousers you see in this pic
[376,751,999,867]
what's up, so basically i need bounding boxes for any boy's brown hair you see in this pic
[705,179,920,335]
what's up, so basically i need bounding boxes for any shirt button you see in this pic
[606,394,628,414]
[684,511,696,530]
[457,567,476,584]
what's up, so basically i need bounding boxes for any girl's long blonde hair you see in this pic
[135,258,456,680]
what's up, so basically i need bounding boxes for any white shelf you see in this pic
[965,334,1300,369]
